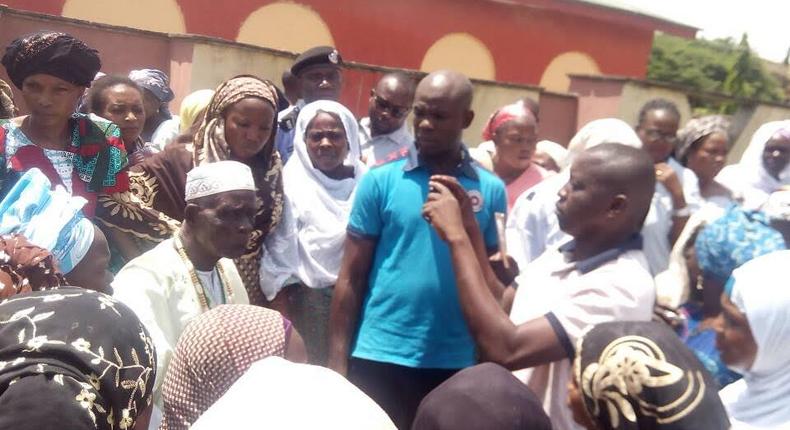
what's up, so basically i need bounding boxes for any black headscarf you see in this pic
[1,31,101,90]
[0,288,156,430]
[412,362,553,430]
[574,321,730,430]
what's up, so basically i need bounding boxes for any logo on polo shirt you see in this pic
[467,190,484,212]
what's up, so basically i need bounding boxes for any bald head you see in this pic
[413,70,475,157]
[376,73,415,99]
[368,73,416,136]
[416,70,474,110]
[580,143,656,229]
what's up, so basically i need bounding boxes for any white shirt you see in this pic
[150,116,180,152]
[195,268,224,307]
[641,158,702,275]
[358,117,414,167]
[509,237,655,430]
[112,238,249,417]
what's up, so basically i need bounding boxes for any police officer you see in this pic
[276,46,344,163]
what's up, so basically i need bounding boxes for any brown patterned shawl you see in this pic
[96,76,284,305]
[0,233,65,298]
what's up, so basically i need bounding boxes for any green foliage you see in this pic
[648,33,784,114]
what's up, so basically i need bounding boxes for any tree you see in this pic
[648,33,783,113]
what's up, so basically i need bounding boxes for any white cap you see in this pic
[185,160,256,201]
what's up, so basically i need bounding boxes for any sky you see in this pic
[587,0,790,63]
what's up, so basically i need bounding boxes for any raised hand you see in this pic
[429,174,478,231]
[422,180,467,243]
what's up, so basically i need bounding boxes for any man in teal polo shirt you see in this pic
[328,70,507,429]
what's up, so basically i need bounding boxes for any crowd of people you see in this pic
[1,30,789,430]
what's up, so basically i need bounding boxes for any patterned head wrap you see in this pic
[129,68,174,119]
[676,115,731,163]
[574,321,730,430]
[413,363,552,430]
[0,234,65,299]
[0,78,17,119]
[160,304,288,430]
[128,69,173,102]
[694,205,786,283]
[481,102,534,141]
[0,288,156,430]
[0,169,96,274]
[184,160,256,201]
[1,31,101,90]
[193,75,279,165]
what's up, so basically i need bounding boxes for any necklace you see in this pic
[173,231,234,311]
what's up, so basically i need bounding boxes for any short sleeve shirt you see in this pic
[509,236,656,430]
[347,148,507,369]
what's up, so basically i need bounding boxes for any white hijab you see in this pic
[191,357,396,430]
[281,100,367,289]
[717,120,790,209]
[560,118,643,170]
[720,250,790,429]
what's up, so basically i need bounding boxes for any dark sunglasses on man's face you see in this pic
[371,93,410,118]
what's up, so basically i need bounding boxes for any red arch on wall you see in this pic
[1,0,693,86]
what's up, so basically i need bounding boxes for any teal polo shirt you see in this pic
[347,147,507,369]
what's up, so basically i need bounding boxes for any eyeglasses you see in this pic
[641,128,678,144]
[371,93,410,118]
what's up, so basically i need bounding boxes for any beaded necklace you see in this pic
[173,231,234,311]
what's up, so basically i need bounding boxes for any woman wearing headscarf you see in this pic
[654,116,734,310]
[716,250,790,429]
[679,206,786,388]
[160,304,305,429]
[261,100,365,364]
[178,89,214,135]
[0,168,114,294]
[0,78,17,119]
[506,118,643,269]
[0,31,129,217]
[533,139,568,173]
[190,356,396,430]
[0,234,65,298]
[717,120,790,209]
[128,68,179,150]
[676,115,733,209]
[0,288,156,430]
[568,321,730,430]
[96,75,283,306]
[412,362,552,430]
[472,102,549,211]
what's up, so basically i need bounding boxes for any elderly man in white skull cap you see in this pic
[112,160,257,423]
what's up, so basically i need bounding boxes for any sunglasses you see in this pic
[371,93,410,118]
